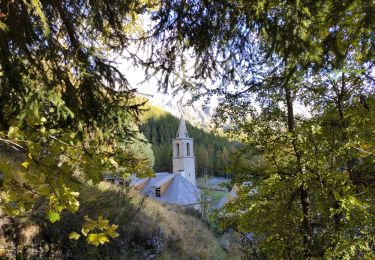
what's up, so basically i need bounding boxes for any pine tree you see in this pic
[0,0,156,245]
[138,0,375,257]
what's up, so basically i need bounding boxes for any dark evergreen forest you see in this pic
[140,106,238,177]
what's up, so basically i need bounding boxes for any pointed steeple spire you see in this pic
[177,117,188,138]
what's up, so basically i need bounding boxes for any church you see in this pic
[129,117,201,207]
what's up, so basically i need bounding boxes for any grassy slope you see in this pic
[210,190,227,207]
[0,127,232,259]
[0,181,227,259]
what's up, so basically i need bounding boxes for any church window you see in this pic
[176,143,180,156]
[187,143,190,156]
[155,187,161,197]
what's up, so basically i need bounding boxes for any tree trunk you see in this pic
[285,85,313,256]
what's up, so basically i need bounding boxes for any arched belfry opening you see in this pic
[172,117,196,185]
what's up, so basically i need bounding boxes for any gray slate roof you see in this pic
[131,173,201,206]
[157,174,200,205]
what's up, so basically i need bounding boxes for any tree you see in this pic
[136,0,375,257]
[2,0,374,253]
[0,0,156,244]
[219,91,374,258]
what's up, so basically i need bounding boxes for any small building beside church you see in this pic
[129,117,201,207]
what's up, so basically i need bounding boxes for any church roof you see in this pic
[157,174,200,205]
[177,117,189,138]
[128,174,149,186]
[141,172,171,193]
[130,173,201,206]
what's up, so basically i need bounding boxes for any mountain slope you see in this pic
[141,91,217,128]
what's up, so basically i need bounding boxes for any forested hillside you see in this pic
[139,106,237,177]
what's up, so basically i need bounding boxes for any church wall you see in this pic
[183,157,196,185]
[172,157,196,185]
[172,118,197,186]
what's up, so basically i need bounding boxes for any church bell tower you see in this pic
[172,117,196,186]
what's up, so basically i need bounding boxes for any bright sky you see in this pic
[116,55,311,119]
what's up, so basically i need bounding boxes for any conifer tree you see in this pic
[0,0,156,244]
[139,0,375,257]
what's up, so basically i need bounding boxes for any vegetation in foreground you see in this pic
[0,0,156,245]
[139,1,375,258]
[0,182,231,259]
[1,0,374,258]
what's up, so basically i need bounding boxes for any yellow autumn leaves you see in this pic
[69,215,119,246]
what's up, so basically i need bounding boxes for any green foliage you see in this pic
[47,211,61,223]
[217,92,375,258]
[1,180,229,258]
[142,0,374,94]
[0,0,157,245]
[138,0,375,258]
[67,215,120,246]
[200,175,211,221]
[1,0,374,254]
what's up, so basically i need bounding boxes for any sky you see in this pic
[115,54,311,124]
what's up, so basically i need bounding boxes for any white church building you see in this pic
[129,117,201,207]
